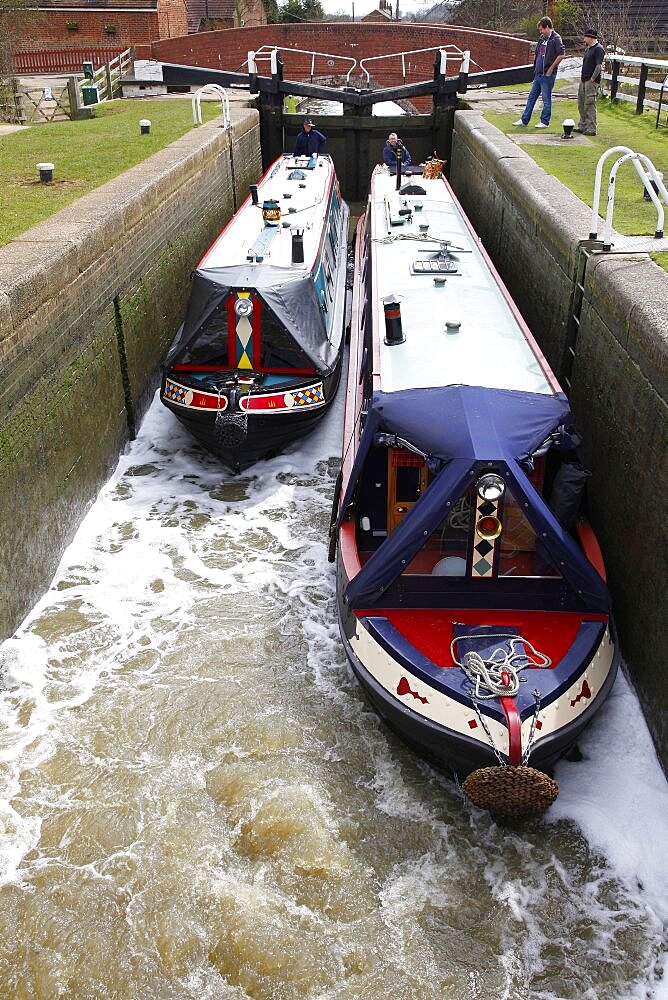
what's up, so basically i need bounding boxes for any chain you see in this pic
[472,702,506,766]
[522,689,542,765]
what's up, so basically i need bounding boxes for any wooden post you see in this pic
[637,62,648,115]
[258,50,284,171]
[67,76,92,121]
[610,60,619,101]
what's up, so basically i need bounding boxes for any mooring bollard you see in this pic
[36,162,54,183]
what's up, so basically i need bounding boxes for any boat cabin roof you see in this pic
[201,154,337,272]
[369,169,556,397]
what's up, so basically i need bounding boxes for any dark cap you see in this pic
[303,118,314,125]
[583,27,598,37]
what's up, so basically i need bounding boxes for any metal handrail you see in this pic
[245,45,358,84]
[359,45,474,84]
[192,84,230,129]
[589,146,668,248]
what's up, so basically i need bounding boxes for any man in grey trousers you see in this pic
[576,28,605,136]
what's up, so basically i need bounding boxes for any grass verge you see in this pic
[485,96,668,273]
[0,98,223,248]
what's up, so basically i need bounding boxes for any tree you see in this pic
[262,0,280,23]
[451,0,541,34]
[277,0,325,22]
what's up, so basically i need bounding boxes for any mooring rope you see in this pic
[450,633,551,700]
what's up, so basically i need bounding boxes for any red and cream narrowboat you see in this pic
[330,161,619,816]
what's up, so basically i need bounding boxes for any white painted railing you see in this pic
[359,45,474,84]
[589,146,668,249]
[192,84,231,129]
[245,46,358,84]
[603,53,668,113]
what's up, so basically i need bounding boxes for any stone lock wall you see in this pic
[450,110,668,769]
[0,108,261,638]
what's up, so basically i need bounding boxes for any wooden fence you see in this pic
[12,48,125,75]
[603,53,668,116]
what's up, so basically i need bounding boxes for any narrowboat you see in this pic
[161,154,349,472]
[331,162,619,816]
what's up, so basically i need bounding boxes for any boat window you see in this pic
[176,298,230,366]
[258,301,314,373]
[497,491,560,578]
[396,480,562,580]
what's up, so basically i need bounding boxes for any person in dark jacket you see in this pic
[513,17,566,128]
[293,119,327,156]
[576,28,605,135]
[383,133,413,174]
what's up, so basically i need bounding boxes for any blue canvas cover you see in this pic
[340,386,610,612]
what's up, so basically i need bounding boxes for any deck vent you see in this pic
[250,184,259,205]
[383,295,405,346]
[291,228,304,264]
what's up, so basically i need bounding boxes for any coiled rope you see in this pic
[450,633,551,700]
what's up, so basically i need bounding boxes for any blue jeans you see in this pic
[521,73,556,125]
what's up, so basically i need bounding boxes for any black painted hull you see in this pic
[162,362,341,473]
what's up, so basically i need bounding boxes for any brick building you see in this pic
[17,0,189,55]
[362,1,393,23]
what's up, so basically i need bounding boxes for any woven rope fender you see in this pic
[462,766,559,818]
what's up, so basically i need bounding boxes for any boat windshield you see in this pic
[397,482,561,580]
[174,293,315,374]
[357,447,562,583]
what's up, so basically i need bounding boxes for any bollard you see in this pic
[139,119,151,135]
[643,171,663,201]
[36,162,54,183]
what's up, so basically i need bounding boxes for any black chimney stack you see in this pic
[395,141,404,191]
[383,294,405,345]
[291,228,304,265]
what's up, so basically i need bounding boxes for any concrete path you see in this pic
[0,123,28,137]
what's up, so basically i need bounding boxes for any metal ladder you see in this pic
[589,146,668,250]
[564,241,599,392]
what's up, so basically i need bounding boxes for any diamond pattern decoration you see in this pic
[164,379,187,403]
[292,385,325,406]
[236,314,253,369]
[475,538,494,557]
[473,556,492,576]
[471,489,500,578]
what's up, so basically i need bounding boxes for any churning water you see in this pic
[1,379,667,1000]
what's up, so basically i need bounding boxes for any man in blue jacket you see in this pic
[293,119,327,156]
[383,133,413,174]
[513,17,566,129]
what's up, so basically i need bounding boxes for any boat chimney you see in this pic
[383,294,405,345]
[395,141,404,191]
[291,227,304,264]
[250,184,259,205]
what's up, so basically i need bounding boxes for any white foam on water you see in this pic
[0,379,666,999]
